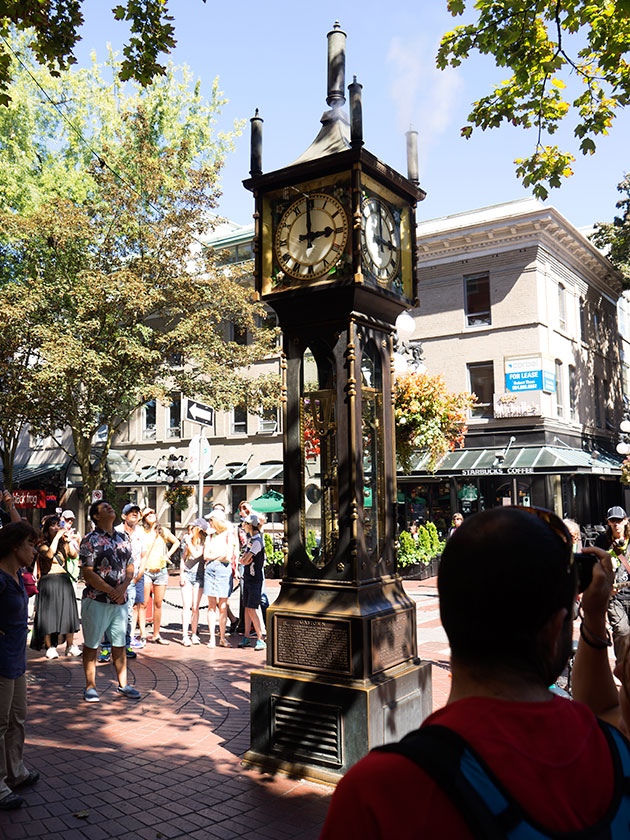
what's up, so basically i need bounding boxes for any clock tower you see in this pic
[242,23,432,784]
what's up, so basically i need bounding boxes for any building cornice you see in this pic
[416,199,623,299]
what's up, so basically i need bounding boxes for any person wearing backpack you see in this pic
[321,506,630,840]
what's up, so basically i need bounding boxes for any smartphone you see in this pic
[574,552,597,593]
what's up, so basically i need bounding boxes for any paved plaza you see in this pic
[0,577,450,840]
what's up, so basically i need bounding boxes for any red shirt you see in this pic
[321,695,614,839]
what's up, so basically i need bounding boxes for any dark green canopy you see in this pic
[250,489,284,513]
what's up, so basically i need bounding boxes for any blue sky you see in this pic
[75,1,630,229]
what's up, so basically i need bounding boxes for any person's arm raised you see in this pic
[572,547,624,732]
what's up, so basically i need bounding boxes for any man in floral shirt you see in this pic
[79,500,141,703]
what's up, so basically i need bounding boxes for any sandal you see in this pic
[152,636,170,645]
[218,639,230,647]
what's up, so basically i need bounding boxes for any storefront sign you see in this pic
[494,392,542,418]
[13,489,47,508]
[505,355,555,393]
[462,468,534,476]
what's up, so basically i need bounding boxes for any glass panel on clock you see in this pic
[361,342,385,559]
[301,348,338,568]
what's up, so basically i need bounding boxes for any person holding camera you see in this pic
[30,515,80,659]
[321,507,630,839]
[595,506,630,660]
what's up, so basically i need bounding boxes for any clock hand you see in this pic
[377,211,384,253]
[299,226,334,242]
[374,234,394,251]
[305,197,313,249]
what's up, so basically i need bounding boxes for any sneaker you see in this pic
[238,637,251,648]
[254,639,267,651]
[98,648,111,664]
[182,636,192,647]
[45,647,59,660]
[191,634,201,645]
[116,685,141,700]
[66,645,82,657]
[126,647,137,658]
[131,637,145,649]
[10,770,40,790]
[207,637,216,648]
[0,793,24,810]
[83,687,100,703]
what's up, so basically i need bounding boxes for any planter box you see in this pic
[398,555,441,580]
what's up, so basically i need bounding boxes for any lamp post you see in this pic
[393,310,425,375]
[157,448,189,534]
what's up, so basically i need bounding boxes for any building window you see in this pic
[231,485,248,516]
[558,284,566,331]
[231,323,248,346]
[579,299,586,342]
[594,377,602,428]
[555,360,564,418]
[231,404,247,435]
[464,274,491,327]
[142,400,156,440]
[569,365,576,420]
[603,378,609,428]
[594,312,601,343]
[258,406,278,433]
[468,362,494,418]
[167,395,181,439]
[147,486,157,511]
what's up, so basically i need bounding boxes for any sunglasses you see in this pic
[513,506,573,571]
[609,518,624,524]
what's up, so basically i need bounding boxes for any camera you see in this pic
[574,552,597,593]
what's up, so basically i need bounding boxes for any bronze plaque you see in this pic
[371,610,414,674]
[274,615,351,675]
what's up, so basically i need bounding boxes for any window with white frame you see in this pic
[569,365,577,420]
[167,395,181,438]
[594,378,602,428]
[579,299,587,342]
[558,284,566,331]
[258,406,278,433]
[231,404,247,434]
[464,274,491,327]
[468,362,494,418]
[555,360,564,418]
[142,400,156,440]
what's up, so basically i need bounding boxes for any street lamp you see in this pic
[156,452,189,532]
[617,419,630,455]
[393,310,426,374]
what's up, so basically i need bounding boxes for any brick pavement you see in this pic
[0,576,449,840]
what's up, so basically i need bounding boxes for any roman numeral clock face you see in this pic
[361,196,400,283]
[274,193,348,280]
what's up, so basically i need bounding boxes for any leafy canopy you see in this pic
[0,0,195,105]
[592,172,630,285]
[437,1,630,199]
[0,42,276,500]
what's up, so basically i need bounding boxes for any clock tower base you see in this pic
[241,579,433,784]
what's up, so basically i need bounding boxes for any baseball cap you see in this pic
[607,506,628,520]
[62,510,76,520]
[191,517,209,532]
[122,503,142,516]
[244,513,260,528]
[208,509,226,522]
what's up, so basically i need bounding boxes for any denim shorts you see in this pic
[133,575,146,604]
[183,569,202,588]
[203,561,233,599]
[81,598,127,649]
[144,568,168,586]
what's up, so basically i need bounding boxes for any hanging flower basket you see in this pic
[164,483,195,513]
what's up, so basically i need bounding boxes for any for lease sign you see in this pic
[505,355,555,393]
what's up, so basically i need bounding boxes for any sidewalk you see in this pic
[0,577,448,840]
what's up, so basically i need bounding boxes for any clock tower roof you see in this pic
[289,106,351,166]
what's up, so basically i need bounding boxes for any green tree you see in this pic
[0,41,248,495]
[0,75,275,503]
[437,1,630,199]
[0,2,198,105]
[592,173,630,285]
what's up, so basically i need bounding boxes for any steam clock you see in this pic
[242,23,432,784]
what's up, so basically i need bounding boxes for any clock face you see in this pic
[361,196,400,283]
[274,193,348,280]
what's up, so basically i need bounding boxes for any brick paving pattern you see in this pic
[1,576,449,839]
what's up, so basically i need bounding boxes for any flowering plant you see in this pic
[394,372,476,473]
[621,458,630,486]
[164,483,195,512]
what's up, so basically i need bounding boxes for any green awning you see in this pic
[401,445,623,477]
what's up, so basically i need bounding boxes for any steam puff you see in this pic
[387,36,462,161]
